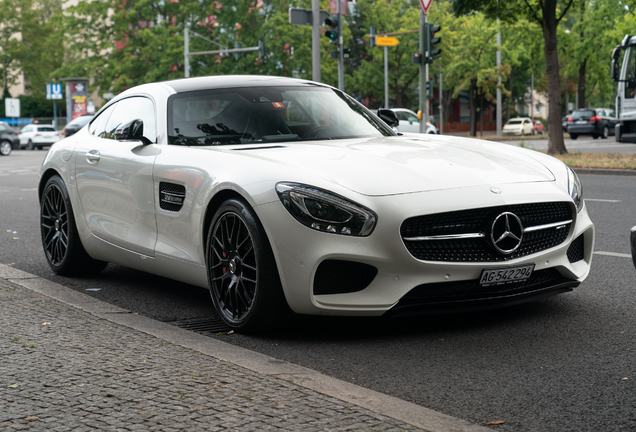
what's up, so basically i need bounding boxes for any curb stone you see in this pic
[0,264,492,432]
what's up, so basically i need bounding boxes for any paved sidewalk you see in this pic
[0,265,490,432]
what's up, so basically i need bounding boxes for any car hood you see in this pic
[224,134,556,196]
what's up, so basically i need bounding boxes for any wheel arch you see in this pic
[38,168,63,204]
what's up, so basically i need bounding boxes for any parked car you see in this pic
[0,123,20,155]
[532,120,545,135]
[62,114,94,138]
[38,75,594,333]
[567,108,614,139]
[503,117,534,136]
[390,108,438,134]
[19,124,60,150]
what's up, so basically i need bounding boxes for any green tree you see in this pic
[454,0,576,154]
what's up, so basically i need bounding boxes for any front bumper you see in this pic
[257,181,595,317]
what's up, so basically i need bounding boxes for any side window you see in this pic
[625,47,636,99]
[89,103,118,137]
[104,97,157,143]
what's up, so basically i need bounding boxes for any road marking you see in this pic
[585,199,622,203]
[594,251,631,258]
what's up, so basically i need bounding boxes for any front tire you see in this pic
[27,140,35,150]
[0,140,11,156]
[206,198,288,333]
[40,175,108,275]
[602,126,609,139]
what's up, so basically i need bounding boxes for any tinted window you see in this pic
[67,115,93,128]
[168,86,394,146]
[37,127,56,132]
[571,110,595,119]
[89,103,117,137]
[104,97,157,142]
[625,47,636,99]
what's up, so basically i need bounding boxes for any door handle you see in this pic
[86,150,100,163]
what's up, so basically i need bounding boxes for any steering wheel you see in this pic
[301,126,328,140]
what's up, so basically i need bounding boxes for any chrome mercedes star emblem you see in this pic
[490,212,524,254]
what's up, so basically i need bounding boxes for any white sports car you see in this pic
[39,75,594,333]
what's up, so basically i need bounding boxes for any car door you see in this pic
[19,125,32,145]
[396,110,420,133]
[74,96,160,257]
[524,119,532,135]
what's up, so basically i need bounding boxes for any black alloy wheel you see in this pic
[207,199,287,333]
[40,175,107,275]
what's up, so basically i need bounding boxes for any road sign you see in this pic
[376,36,399,47]
[289,8,329,26]
[46,83,63,100]
[5,98,20,117]
[420,0,433,13]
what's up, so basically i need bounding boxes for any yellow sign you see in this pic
[376,36,399,47]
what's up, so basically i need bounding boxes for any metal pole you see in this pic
[424,14,429,131]
[184,25,190,78]
[496,22,502,136]
[531,73,534,118]
[419,10,427,133]
[337,0,344,91]
[312,0,320,82]
[439,72,443,134]
[384,46,389,109]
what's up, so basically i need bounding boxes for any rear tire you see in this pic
[601,126,609,139]
[27,140,35,150]
[40,175,108,275]
[570,134,578,140]
[0,140,11,156]
[206,198,288,333]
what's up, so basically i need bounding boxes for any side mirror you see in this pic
[115,119,152,145]
[377,109,400,127]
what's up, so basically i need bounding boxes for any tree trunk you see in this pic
[543,0,567,155]
[507,68,514,121]
[469,80,477,136]
[577,58,587,109]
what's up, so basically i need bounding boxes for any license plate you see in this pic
[575,120,587,124]
[479,264,534,287]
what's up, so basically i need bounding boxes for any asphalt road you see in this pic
[1,147,635,431]
[502,134,636,154]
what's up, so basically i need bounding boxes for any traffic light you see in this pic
[369,27,376,48]
[426,80,433,99]
[325,14,339,44]
[426,23,441,63]
[412,53,422,64]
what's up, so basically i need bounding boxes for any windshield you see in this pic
[506,120,522,125]
[168,85,394,146]
[571,110,595,119]
[67,115,93,128]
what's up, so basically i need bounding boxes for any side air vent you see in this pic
[160,182,186,212]
[567,234,585,263]
[313,260,378,295]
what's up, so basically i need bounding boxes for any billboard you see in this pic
[65,79,89,123]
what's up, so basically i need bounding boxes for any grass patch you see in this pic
[550,152,636,170]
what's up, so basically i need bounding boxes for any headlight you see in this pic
[275,182,377,236]
[567,166,583,212]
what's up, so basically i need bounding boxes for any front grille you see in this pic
[313,260,378,295]
[392,268,577,308]
[567,234,585,263]
[401,202,573,262]
[159,182,186,212]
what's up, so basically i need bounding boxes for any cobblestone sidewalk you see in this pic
[0,278,422,431]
